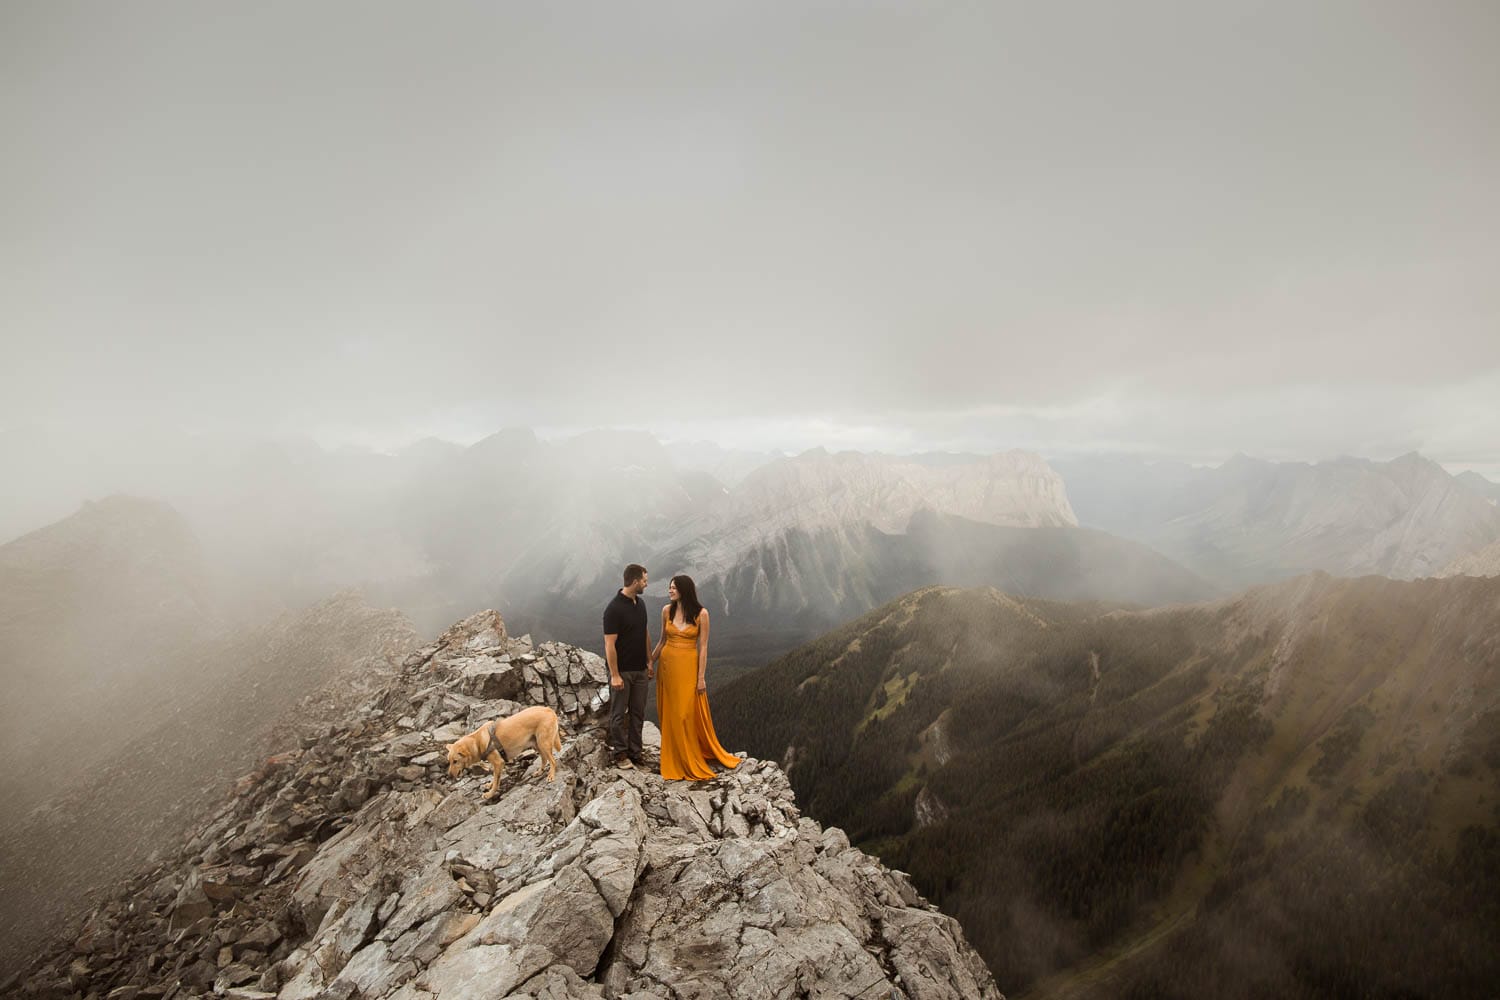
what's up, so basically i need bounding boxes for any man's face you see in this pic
[630,571,648,596]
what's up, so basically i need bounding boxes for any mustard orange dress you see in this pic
[656,614,741,781]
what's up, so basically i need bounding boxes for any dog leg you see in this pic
[541,714,560,781]
[483,752,503,799]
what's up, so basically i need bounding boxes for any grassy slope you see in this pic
[714,575,1500,998]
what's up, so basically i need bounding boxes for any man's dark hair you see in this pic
[623,564,647,586]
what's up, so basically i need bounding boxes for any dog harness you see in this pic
[479,721,511,764]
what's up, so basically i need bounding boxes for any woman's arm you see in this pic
[696,609,709,692]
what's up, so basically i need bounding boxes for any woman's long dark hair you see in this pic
[669,574,704,627]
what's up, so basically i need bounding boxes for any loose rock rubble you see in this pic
[6,610,1002,1000]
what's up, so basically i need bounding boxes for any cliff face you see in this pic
[661,449,1077,585]
[630,450,1115,630]
[5,611,1002,1000]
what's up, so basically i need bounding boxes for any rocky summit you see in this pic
[4,611,1000,1000]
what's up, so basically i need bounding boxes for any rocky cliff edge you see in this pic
[5,611,1001,1000]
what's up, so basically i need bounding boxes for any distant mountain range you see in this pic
[9,427,1500,661]
[520,447,1215,668]
[3,429,1218,641]
[712,575,1500,998]
[1054,451,1500,586]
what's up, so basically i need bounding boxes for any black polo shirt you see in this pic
[602,590,649,672]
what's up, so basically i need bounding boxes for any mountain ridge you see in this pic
[713,574,1500,997]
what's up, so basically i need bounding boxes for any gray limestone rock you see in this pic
[417,943,529,1000]
[454,656,529,702]
[11,608,1003,1000]
[501,966,606,999]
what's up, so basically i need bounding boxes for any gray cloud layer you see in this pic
[4,2,1497,463]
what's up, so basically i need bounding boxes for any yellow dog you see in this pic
[445,705,562,799]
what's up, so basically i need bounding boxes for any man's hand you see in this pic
[604,633,620,688]
[646,665,655,680]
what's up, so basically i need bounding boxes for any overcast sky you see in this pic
[4,1,1498,471]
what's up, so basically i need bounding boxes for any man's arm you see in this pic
[603,633,623,689]
[647,606,665,678]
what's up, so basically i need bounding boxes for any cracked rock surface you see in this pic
[7,610,1002,1000]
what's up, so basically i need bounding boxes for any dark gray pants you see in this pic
[608,670,649,760]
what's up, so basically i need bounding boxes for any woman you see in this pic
[649,574,740,781]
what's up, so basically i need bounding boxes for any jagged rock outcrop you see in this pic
[5,611,1001,1000]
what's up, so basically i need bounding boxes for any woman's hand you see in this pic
[697,676,707,693]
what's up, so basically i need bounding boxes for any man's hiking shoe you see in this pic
[615,757,634,770]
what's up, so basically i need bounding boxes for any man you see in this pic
[602,563,652,769]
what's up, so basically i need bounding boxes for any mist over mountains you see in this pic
[10,428,1500,683]
[1455,470,1500,504]
[0,583,418,972]
[0,497,221,787]
[12,429,1500,633]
